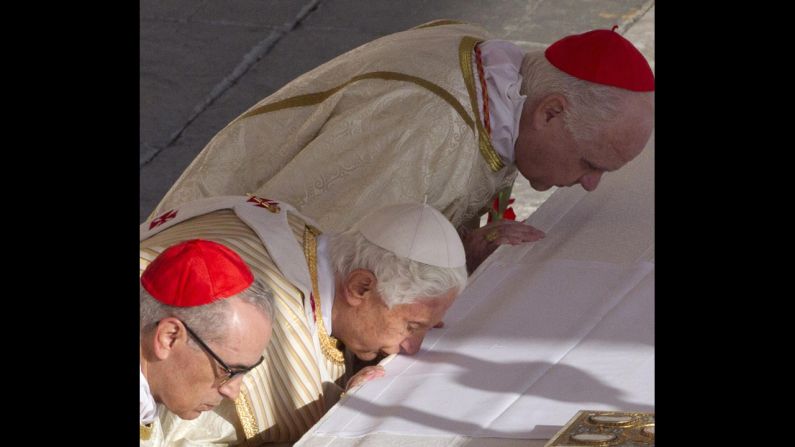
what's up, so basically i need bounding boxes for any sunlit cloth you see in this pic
[295,138,655,446]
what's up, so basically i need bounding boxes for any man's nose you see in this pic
[218,376,244,400]
[580,171,603,192]
[399,332,426,355]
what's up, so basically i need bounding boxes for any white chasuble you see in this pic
[153,21,518,233]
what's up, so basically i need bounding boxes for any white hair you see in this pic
[139,277,274,343]
[519,50,654,146]
[328,230,468,308]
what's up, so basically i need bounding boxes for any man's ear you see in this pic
[152,317,184,360]
[343,269,377,307]
[533,93,567,127]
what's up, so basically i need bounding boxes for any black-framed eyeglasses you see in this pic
[179,320,265,386]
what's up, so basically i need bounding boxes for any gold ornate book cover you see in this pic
[544,410,654,446]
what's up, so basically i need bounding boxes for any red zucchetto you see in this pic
[141,239,254,307]
[545,27,654,92]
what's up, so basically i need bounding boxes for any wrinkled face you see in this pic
[342,289,458,361]
[158,301,272,420]
[514,95,653,192]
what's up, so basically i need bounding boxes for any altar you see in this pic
[294,138,656,447]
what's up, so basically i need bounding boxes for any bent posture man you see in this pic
[140,196,467,444]
[140,239,274,444]
[152,21,654,272]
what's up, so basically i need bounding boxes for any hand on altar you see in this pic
[463,220,545,273]
[346,365,386,392]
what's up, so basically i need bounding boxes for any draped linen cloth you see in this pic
[152,21,517,233]
[293,138,655,447]
[140,197,347,445]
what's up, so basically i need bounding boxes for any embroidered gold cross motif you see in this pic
[246,194,281,213]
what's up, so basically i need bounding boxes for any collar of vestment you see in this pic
[315,234,335,334]
[459,36,504,172]
[140,366,157,426]
[474,39,526,165]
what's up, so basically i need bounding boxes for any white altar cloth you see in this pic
[295,138,655,447]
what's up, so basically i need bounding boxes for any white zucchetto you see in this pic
[355,203,466,268]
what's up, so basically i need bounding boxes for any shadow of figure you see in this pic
[338,393,532,438]
[418,349,654,414]
[337,348,652,438]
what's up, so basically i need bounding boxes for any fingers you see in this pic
[400,332,425,355]
[493,219,546,236]
[481,221,546,246]
[346,366,386,391]
[358,366,385,382]
[464,221,546,273]
[493,232,541,245]
[368,365,385,376]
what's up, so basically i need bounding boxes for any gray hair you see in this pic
[328,230,468,308]
[139,277,274,343]
[519,50,654,146]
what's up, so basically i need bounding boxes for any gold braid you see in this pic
[303,225,345,364]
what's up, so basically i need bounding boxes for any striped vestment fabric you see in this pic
[140,209,347,444]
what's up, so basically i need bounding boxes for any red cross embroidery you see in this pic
[149,209,178,230]
[247,195,281,213]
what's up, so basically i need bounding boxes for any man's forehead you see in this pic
[597,119,651,169]
[399,295,454,316]
[592,143,631,172]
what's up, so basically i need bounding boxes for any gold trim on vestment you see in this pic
[237,71,474,132]
[459,36,504,172]
[413,19,467,30]
[303,226,345,365]
[235,387,259,440]
[139,423,152,440]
